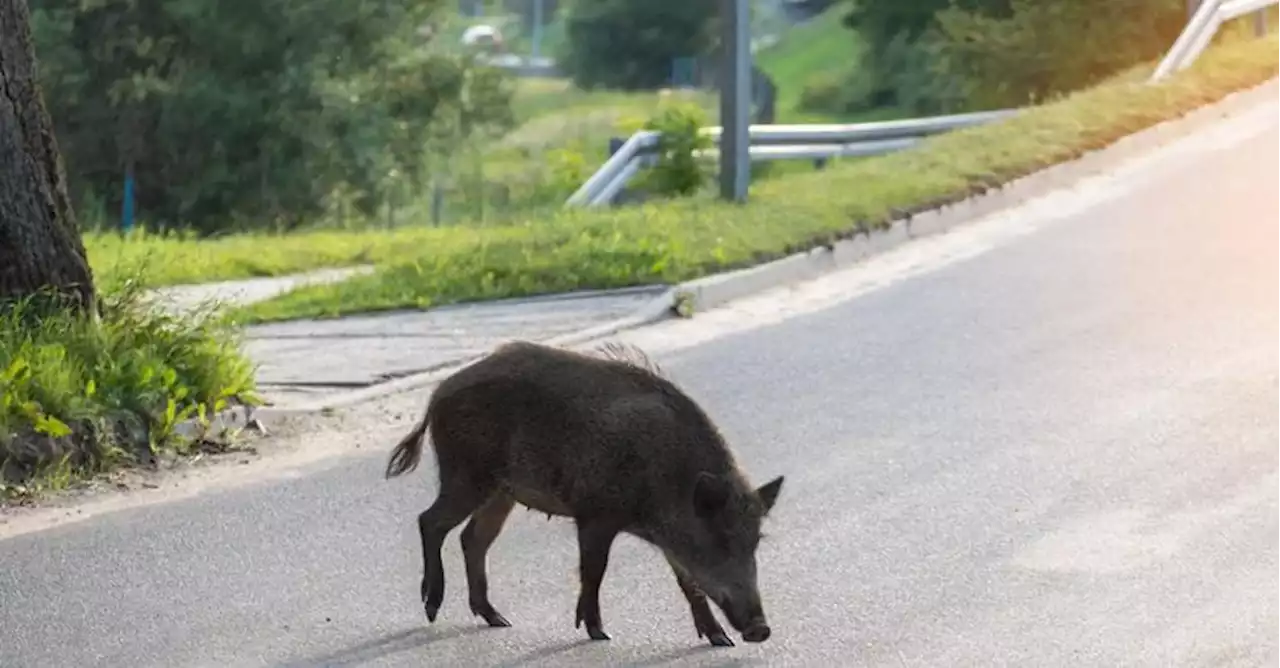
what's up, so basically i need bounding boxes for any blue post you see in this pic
[121,167,136,234]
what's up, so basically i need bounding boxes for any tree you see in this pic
[931,0,1185,109]
[559,0,718,90]
[27,0,515,234]
[0,0,95,311]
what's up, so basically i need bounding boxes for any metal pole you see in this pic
[532,0,542,58]
[1186,0,1202,19]
[718,0,751,203]
[1254,9,1268,35]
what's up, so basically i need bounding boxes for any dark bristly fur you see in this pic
[384,339,786,648]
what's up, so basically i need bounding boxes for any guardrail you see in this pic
[564,110,1017,207]
[566,0,1274,208]
[1151,0,1275,81]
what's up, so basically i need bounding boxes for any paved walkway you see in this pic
[244,286,667,406]
[144,269,667,408]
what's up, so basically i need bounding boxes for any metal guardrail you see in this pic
[564,110,1017,207]
[1151,0,1276,81]
[566,0,1274,208]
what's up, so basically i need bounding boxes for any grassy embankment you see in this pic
[234,34,1278,323]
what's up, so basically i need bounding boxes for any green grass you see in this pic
[755,7,869,123]
[0,276,259,496]
[227,35,1277,324]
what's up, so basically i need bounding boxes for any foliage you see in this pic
[225,35,1277,324]
[833,0,1008,111]
[558,0,718,90]
[636,102,713,198]
[930,0,1187,109]
[28,0,516,235]
[0,271,259,492]
[754,5,876,123]
[818,0,1190,116]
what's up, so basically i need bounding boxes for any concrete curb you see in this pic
[174,75,1278,440]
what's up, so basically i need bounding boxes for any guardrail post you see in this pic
[608,137,625,156]
[1254,8,1268,34]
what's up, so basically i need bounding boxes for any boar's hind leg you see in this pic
[460,492,517,628]
[574,519,622,641]
[418,480,490,623]
[666,557,734,647]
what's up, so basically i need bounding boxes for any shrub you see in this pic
[1,273,259,493]
[559,0,717,90]
[637,102,714,198]
[932,0,1186,109]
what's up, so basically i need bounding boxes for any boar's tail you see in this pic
[385,410,431,479]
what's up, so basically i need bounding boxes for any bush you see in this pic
[232,34,1278,324]
[836,0,1009,112]
[637,102,714,198]
[932,0,1187,109]
[558,0,717,90]
[0,275,259,493]
[28,0,515,235]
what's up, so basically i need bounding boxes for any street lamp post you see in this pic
[718,0,751,203]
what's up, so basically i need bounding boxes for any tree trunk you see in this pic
[0,0,96,312]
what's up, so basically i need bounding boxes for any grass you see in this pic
[224,34,1277,324]
[754,7,872,123]
[0,275,259,497]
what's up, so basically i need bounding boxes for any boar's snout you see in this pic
[714,590,771,643]
[742,623,771,643]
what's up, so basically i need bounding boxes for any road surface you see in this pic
[1,101,1276,667]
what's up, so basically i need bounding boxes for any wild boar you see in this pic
[384,339,785,647]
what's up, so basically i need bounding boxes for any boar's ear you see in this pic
[693,471,730,518]
[755,476,785,515]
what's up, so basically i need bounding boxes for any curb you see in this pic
[174,75,1279,441]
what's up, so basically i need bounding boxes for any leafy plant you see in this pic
[637,102,713,198]
[0,269,259,490]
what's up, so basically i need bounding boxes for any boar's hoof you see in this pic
[472,604,512,628]
[586,626,611,641]
[706,631,735,647]
[424,602,441,623]
[741,624,771,643]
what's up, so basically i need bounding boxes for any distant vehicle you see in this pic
[460,24,505,53]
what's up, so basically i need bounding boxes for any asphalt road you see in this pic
[2,106,1276,667]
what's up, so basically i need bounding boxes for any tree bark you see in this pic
[0,0,96,312]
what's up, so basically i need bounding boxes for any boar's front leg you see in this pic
[665,556,734,647]
[574,518,621,641]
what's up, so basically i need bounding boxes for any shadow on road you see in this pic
[487,637,761,668]
[623,644,764,668]
[275,624,488,667]
[482,638,591,667]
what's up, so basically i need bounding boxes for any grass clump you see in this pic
[0,275,260,499]
[234,34,1277,324]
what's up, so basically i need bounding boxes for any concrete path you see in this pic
[145,265,669,408]
[145,265,377,315]
[245,286,668,406]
